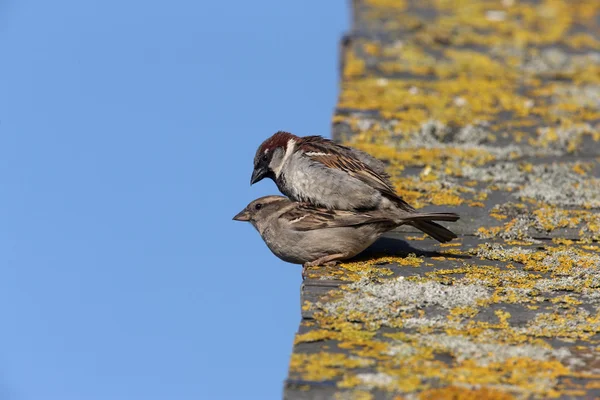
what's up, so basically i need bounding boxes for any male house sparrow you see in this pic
[233,195,458,271]
[250,131,459,242]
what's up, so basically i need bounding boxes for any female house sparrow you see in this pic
[250,131,459,242]
[233,195,459,271]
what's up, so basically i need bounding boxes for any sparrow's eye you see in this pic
[261,154,268,162]
[254,203,263,210]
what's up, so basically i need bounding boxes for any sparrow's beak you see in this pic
[250,167,267,185]
[232,209,251,222]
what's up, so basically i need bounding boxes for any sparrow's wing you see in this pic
[300,136,414,211]
[282,204,394,232]
[348,147,393,186]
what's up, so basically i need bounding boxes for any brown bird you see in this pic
[250,131,459,242]
[233,196,458,276]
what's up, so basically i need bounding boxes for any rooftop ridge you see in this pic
[284,0,600,398]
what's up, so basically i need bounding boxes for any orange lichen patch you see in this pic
[439,49,518,80]
[392,253,424,267]
[468,201,484,207]
[299,323,578,396]
[478,205,600,241]
[307,260,395,282]
[474,243,600,278]
[289,352,374,381]
[505,240,535,246]
[295,328,376,345]
[428,190,464,206]
[405,235,427,241]
[519,162,534,173]
[419,386,515,400]
[448,306,479,321]
[582,244,600,251]
[372,175,468,208]
[365,0,406,10]
[473,191,488,201]
[350,139,496,169]
[378,44,438,76]
[585,380,600,389]
[550,295,582,306]
[572,163,590,175]
[490,212,508,221]
[439,242,461,248]
[334,390,374,400]
[429,0,574,45]
[302,301,313,312]
[529,123,598,153]
[566,33,600,49]
[338,78,531,132]
[526,311,600,340]
[534,207,600,237]
[311,255,426,282]
[362,41,381,57]
[477,226,503,239]
[448,358,568,397]
[332,115,348,124]
[552,238,574,245]
[427,264,540,292]
[343,49,366,80]
[441,249,466,256]
[338,341,394,362]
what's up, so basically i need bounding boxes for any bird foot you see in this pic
[302,257,342,279]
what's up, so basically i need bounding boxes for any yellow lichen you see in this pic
[343,49,366,80]
[289,352,374,381]
[419,386,515,400]
[291,0,600,397]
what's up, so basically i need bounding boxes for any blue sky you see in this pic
[0,1,347,399]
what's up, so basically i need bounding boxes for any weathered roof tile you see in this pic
[285,0,600,398]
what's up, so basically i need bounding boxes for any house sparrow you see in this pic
[250,131,459,242]
[233,195,459,274]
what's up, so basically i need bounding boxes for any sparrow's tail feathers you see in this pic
[401,212,459,243]
[410,220,457,243]
[403,212,459,223]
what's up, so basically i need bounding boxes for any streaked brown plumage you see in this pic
[250,132,459,242]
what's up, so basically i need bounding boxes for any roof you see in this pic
[284,0,600,398]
